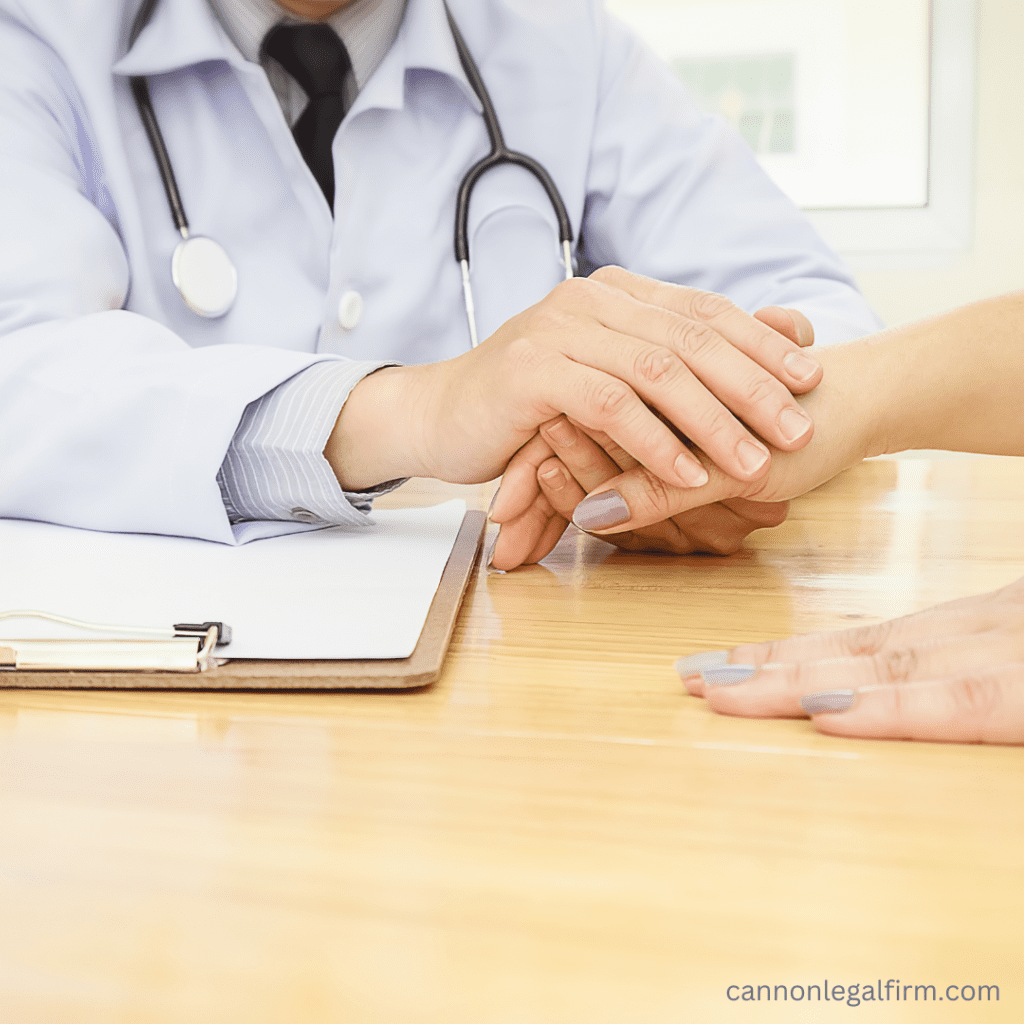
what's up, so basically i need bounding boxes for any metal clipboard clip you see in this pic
[0,611,232,673]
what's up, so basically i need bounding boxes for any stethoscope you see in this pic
[128,0,574,345]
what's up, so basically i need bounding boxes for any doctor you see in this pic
[0,0,880,544]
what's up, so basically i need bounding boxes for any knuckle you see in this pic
[589,264,626,286]
[875,647,919,685]
[688,404,737,448]
[688,290,735,322]
[589,264,626,288]
[631,467,675,517]
[843,620,894,658]
[742,371,786,408]
[947,674,1000,718]
[588,378,635,423]
[634,347,677,386]
[694,530,744,556]
[752,500,790,527]
[786,659,815,695]
[669,319,719,360]
[758,639,789,666]
[553,275,596,306]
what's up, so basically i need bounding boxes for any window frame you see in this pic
[806,0,977,265]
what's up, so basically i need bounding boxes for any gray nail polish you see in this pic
[800,689,856,715]
[675,650,730,677]
[702,664,756,687]
[572,489,630,532]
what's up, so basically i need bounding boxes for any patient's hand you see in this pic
[488,421,789,569]
[676,579,1024,745]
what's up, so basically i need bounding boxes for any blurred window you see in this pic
[607,0,975,257]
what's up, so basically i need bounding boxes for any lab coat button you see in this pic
[290,507,323,524]
[337,291,363,330]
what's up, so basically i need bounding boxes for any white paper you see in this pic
[0,501,467,660]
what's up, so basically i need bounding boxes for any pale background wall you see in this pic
[854,0,1024,327]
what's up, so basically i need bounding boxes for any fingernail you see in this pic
[736,439,769,476]
[488,487,501,517]
[545,419,577,448]
[675,453,709,488]
[783,350,820,383]
[778,407,812,444]
[800,689,856,715]
[485,535,507,575]
[538,463,567,486]
[675,650,729,677]
[702,664,756,687]
[572,489,630,532]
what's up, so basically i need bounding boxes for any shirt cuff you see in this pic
[217,359,405,528]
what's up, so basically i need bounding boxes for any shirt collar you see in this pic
[205,0,408,92]
[113,0,482,117]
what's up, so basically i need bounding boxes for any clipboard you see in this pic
[0,510,485,692]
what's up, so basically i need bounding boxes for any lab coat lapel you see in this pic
[112,0,236,77]
[112,0,334,241]
[343,0,482,122]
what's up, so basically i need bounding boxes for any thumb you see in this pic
[755,306,815,348]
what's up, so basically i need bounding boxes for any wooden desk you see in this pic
[1,459,1021,1022]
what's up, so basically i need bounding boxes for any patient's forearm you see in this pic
[845,292,1024,458]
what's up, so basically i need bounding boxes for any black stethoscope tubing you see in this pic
[129,0,186,234]
[442,6,573,263]
[128,0,574,335]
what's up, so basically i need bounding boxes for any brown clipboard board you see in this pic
[0,510,486,692]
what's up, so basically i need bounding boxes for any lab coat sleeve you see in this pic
[580,10,884,345]
[218,360,406,526]
[0,16,366,543]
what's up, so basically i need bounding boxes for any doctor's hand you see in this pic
[487,303,813,569]
[325,268,822,495]
[675,579,1024,745]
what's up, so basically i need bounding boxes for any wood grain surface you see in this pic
[1,460,1022,1023]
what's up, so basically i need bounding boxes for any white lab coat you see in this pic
[0,0,881,543]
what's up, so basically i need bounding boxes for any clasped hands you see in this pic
[483,266,820,571]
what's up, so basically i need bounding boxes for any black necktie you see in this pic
[263,23,351,209]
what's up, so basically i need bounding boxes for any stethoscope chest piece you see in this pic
[170,235,238,319]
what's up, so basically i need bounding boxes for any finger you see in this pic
[701,631,1024,720]
[806,668,1024,745]
[589,267,823,393]
[540,356,711,490]
[560,313,811,475]
[489,433,555,523]
[570,459,741,536]
[489,489,560,571]
[719,496,791,529]
[538,427,761,557]
[754,306,816,348]
[569,422,641,472]
[655,501,776,557]
[523,509,572,565]
[675,588,1018,698]
[540,418,626,494]
[537,456,589,523]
